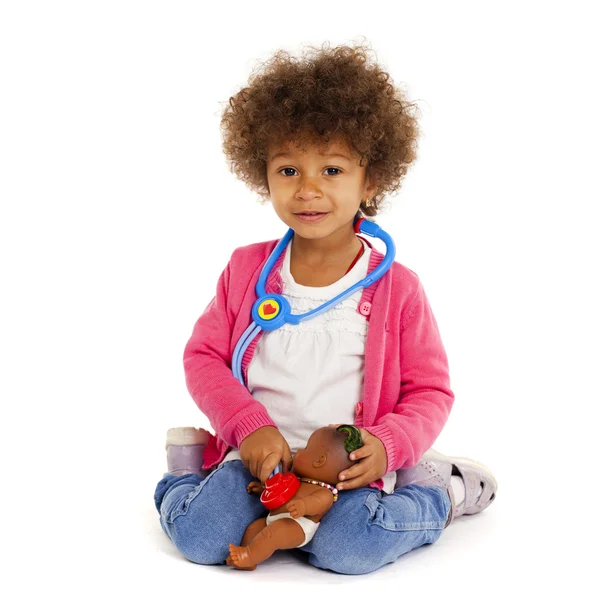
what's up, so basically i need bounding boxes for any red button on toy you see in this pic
[260,472,301,510]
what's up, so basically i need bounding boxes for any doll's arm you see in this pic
[247,481,264,495]
[364,278,454,472]
[285,488,334,519]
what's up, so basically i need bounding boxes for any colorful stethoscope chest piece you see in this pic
[260,472,301,510]
[252,295,291,331]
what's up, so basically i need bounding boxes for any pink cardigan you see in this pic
[183,237,455,490]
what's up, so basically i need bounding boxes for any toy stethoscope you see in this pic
[231,216,396,489]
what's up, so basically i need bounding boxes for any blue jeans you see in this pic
[154,459,451,575]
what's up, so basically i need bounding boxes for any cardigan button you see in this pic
[358,301,372,316]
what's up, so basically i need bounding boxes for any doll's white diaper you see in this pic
[265,511,320,548]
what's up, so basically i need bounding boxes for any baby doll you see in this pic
[226,425,363,570]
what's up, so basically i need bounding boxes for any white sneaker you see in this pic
[395,448,498,527]
[166,426,211,449]
[165,427,212,476]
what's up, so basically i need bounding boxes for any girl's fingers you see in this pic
[260,451,281,483]
[337,459,369,486]
[348,444,373,462]
[282,444,293,474]
[342,445,373,475]
[337,468,372,491]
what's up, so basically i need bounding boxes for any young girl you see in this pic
[154,42,497,575]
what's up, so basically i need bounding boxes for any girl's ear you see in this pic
[364,168,380,199]
[312,453,327,468]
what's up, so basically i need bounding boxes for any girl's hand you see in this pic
[334,428,388,491]
[239,426,293,483]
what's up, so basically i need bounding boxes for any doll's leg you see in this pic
[240,517,269,546]
[227,517,306,570]
[298,485,450,575]
[224,516,268,570]
[154,460,266,565]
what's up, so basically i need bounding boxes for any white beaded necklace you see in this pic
[298,477,339,501]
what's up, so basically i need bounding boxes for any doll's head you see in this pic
[291,425,364,486]
[219,40,421,219]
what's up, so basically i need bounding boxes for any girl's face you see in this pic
[266,137,377,243]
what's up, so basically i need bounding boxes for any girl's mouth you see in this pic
[294,212,329,223]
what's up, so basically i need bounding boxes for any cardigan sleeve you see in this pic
[364,279,455,471]
[183,256,277,448]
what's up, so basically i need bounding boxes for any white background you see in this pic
[1,1,598,597]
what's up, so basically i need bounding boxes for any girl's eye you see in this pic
[278,167,342,176]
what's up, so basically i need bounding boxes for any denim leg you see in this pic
[299,484,451,575]
[154,460,267,565]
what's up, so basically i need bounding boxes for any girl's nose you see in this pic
[295,177,322,201]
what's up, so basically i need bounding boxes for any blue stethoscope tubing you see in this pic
[231,217,396,476]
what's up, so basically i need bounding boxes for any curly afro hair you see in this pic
[219,40,422,218]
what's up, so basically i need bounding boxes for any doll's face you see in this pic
[292,427,355,485]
